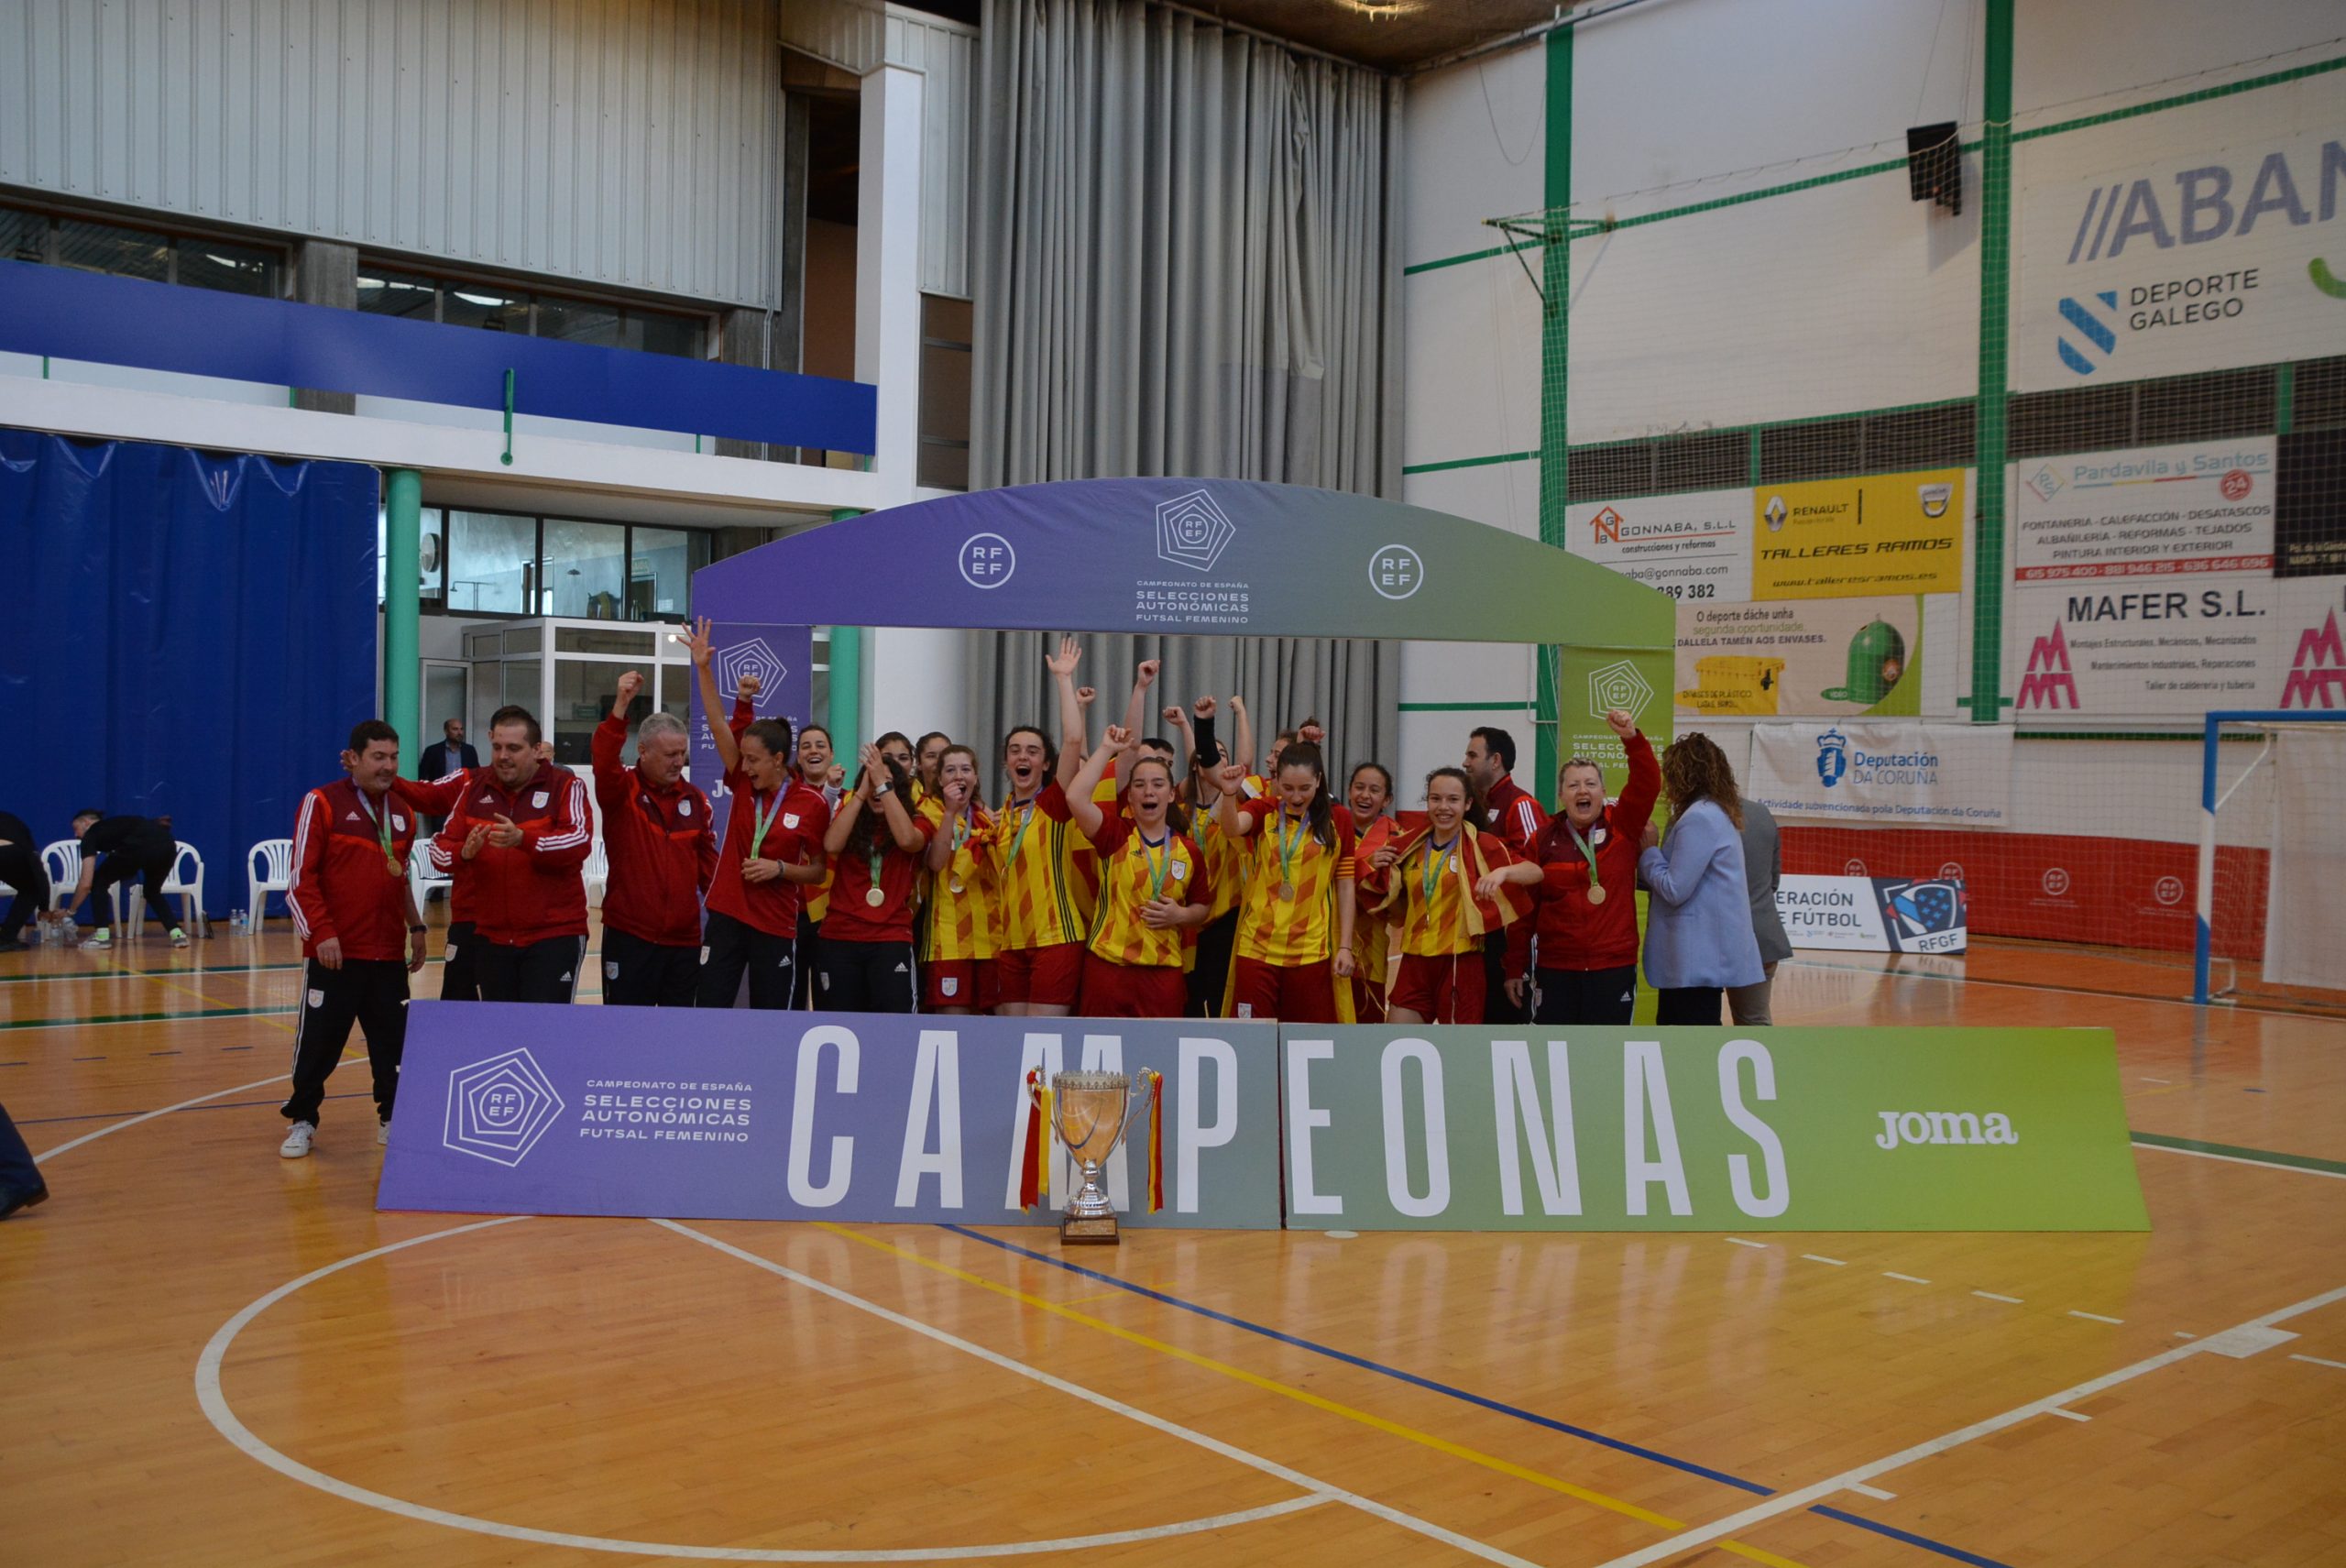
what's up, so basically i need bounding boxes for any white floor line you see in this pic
[2291,1354,2346,1371]
[655,1220,1544,1568]
[2069,1310,2125,1325]
[34,1070,291,1164]
[2046,1409,2091,1422]
[1724,1238,1767,1249]
[196,1216,1339,1563]
[1800,1254,1847,1266]
[1884,1272,1931,1285]
[1584,1282,2346,1568]
[2140,1077,2172,1084]
[1844,1484,1896,1502]
[1972,1292,2023,1304]
[2134,1141,2346,1181]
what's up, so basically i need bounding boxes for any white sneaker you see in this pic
[279,1122,315,1158]
[170,927,191,948]
[377,1121,390,1146]
[84,929,112,950]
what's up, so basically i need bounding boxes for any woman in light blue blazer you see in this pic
[1635,732,1764,1025]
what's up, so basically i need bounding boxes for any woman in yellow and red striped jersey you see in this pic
[1066,725,1213,1016]
[918,743,998,1014]
[1211,740,1356,1023]
[1358,767,1530,1025]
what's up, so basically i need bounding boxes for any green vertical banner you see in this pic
[1278,1026,2148,1231]
[1551,643,1673,799]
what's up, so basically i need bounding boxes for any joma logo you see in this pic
[1874,1110,2018,1150]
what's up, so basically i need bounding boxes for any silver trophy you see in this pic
[1034,1069,1147,1245]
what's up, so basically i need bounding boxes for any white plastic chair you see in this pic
[409,839,451,910]
[247,839,293,929]
[40,840,81,910]
[584,835,608,910]
[124,841,205,938]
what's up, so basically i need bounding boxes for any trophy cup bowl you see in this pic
[1046,1070,1139,1245]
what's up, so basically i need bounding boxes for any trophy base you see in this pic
[1059,1213,1120,1245]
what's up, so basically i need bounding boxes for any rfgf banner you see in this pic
[1278,1028,2146,1232]
[378,1004,1282,1228]
[1775,874,1969,954]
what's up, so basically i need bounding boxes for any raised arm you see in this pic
[1231,695,1255,783]
[1046,635,1089,786]
[1211,761,1257,841]
[823,766,869,855]
[1119,660,1159,751]
[1065,729,1126,838]
[685,617,740,775]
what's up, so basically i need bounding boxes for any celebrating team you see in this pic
[272,621,1772,1155]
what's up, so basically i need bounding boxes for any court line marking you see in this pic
[1776,952,2329,1019]
[2068,1310,2124,1325]
[1800,1255,1847,1266]
[937,1225,2009,1568]
[33,1071,294,1165]
[1724,1237,1768,1249]
[655,1220,1525,1566]
[16,1090,370,1128]
[818,1223,1824,1568]
[1844,1485,1896,1501]
[2291,1354,2346,1370]
[195,1215,1339,1563]
[938,1224,1771,1493]
[2045,1409,2091,1422]
[1584,1281,2346,1568]
[1972,1292,2023,1304]
[1,1003,300,1032]
[1884,1273,1933,1285]
[2131,1133,2346,1180]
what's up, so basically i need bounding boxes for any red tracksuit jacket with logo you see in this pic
[398,763,592,947]
[591,712,717,948]
[287,778,419,963]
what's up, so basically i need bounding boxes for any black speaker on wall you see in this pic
[1907,122,1962,215]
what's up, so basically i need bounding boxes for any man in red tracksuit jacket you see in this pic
[396,705,592,1003]
[1466,726,1549,1023]
[593,669,716,1006]
[280,720,429,1159]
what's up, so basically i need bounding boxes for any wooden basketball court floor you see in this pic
[5,920,2343,1568]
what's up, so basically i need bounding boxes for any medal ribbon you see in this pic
[748,788,785,863]
[1004,796,1038,865]
[1568,821,1603,894]
[1274,810,1306,890]
[356,790,400,877]
[1421,834,1456,907]
[1138,830,1172,902]
[866,839,886,899]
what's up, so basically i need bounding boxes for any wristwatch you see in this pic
[409,924,426,934]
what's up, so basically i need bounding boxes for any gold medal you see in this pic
[1277,882,1296,902]
[1586,883,1606,905]
[865,886,886,907]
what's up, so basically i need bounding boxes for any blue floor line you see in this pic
[938,1223,2015,1568]
[1811,1506,2013,1567]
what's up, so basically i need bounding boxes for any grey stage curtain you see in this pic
[964,0,1403,796]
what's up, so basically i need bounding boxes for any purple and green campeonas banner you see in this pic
[1279,1026,2148,1231]
[378,1003,1281,1228]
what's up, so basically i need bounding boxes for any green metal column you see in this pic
[825,508,863,762]
[1968,0,2015,724]
[384,468,423,771]
[1531,21,1573,796]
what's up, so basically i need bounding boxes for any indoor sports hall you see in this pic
[4,2,2344,1566]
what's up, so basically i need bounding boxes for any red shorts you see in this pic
[1079,954,1189,1018]
[923,958,998,1012]
[1351,973,1386,1025]
[1229,955,1340,1023]
[1386,950,1486,1024]
[994,940,1085,1009]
